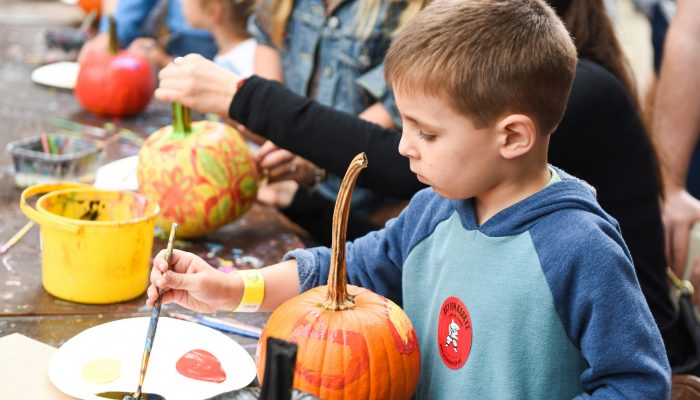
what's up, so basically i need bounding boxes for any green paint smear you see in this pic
[198,151,228,187]
[209,196,231,225]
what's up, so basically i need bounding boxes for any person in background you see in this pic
[180,0,281,79]
[650,0,700,299]
[150,1,670,397]
[78,0,217,69]
[248,0,428,243]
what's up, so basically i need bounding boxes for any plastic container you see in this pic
[20,183,160,304]
[5,134,103,188]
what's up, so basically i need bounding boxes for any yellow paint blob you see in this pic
[387,301,413,345]
[82,358,122,384]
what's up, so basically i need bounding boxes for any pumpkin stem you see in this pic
[323,153,368,311]
[171,103,192,138]
[108,15,119,56]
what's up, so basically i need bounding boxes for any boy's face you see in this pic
[395,87,502,201]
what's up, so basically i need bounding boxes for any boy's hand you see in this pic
[146,249,239,313]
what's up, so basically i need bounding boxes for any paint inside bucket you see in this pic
[21,184,160,304]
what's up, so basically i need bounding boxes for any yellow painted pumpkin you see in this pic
[137,104,258,238]
[256,153,421,400]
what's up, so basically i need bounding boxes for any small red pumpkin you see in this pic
[256,154,421,400]
[74,16,154,118]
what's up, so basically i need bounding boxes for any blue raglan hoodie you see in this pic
[286,167,670,399]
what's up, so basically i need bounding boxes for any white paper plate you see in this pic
[31,61,80,90]
[48,317,257,400]
[94,155,139,191]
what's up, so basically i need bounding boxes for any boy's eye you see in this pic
[418,128,436,142]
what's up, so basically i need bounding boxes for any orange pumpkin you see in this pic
[78,0,102,15]
[256,153,421,400]
[137,104,258,238]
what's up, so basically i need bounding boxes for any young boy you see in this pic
[147,0,671,397]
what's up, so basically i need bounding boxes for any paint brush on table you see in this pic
[0,221,35,256]
[168,312,263,339]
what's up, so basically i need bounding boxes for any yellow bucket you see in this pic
[20,183,160,304]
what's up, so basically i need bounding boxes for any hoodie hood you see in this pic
[452,166,618,237]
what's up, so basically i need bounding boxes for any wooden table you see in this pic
[0,1,307,360]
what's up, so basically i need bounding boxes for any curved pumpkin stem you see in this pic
[108,15,119,56]
[171,103,192,139]
[323,153,368,311]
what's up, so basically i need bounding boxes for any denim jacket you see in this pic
[249,0,406,126]
[99,0,217,58]
[250,0,407,205]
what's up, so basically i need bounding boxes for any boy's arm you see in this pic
[283,189,434,304]
[538,222,671,398]
[148,249,301,312]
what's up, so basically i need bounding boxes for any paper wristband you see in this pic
[233,269,264,312]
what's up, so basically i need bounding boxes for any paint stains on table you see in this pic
[82,358,122,384]
[175,349,226,383]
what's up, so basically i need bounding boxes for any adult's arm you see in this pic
[650,0,700,281]
[229,76,423,199]
[98,0,157,46]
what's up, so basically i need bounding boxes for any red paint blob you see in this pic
[176,349,227,383]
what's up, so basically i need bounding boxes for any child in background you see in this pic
[148,0,671,398]
[181,0,282,79]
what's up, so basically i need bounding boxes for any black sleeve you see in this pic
[228,76,424,199]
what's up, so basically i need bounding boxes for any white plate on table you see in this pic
[31,61,80,90]
[48,317,257,400]
[94,155,139,192]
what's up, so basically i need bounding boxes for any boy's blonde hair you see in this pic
[385,0,577,135]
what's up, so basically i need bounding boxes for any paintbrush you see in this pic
[0,221,35,255]
[133,222,178,399]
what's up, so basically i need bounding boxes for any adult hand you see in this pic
[128,37,172,69]
[146,249,239,313]
[156,53,240,117]
[77,32,109,63]
[256,140,315,185]
[257,181,299,209]
[663,188,700,300]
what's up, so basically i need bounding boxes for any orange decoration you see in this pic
[137,104,258,238]
[256,153,421,400]
[78,0,102,15]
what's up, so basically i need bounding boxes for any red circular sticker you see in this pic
[437,296,472,370]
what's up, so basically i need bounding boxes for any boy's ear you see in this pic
[496,114,538,160]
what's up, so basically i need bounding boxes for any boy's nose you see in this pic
[398,132,417,159]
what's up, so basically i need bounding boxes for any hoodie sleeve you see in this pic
[531,211,671,399]
[283,188,442,305]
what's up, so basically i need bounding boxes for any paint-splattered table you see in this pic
[0,1,309,359]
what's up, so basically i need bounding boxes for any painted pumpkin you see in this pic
[74,16,154,118]
[137,104,258,238]
[256,154,421,400]
[78,0,102,15]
